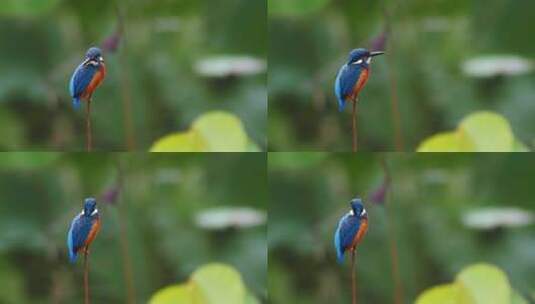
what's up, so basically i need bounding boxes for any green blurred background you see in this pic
[0,152,267,303]
[268,153,535,303]
[268,0,535,151]
[0,0,266,150]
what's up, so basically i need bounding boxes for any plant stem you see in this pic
[115,4,136,150]
[351,249,357,304]
[113,161,136,303]
[352,100,358,152]
[382,3,404,151]
[86,100,92,151]
[380,157,404,304]
[84,250,90,304]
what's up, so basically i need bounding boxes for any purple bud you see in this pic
[100,184,121,205]
[369,179,390,205]
[369,30,387,53]
[101,29,122,53]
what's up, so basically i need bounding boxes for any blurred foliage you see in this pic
[149,263,259,304]
[150,111,260,152]
[417,111,528,152]
[0,152,266,303]
[268,153,535,303]
[268,0,535,151]
[0,0,266,151]
[416,263,527,304]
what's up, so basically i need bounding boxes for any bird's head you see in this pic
[347,48,384,66]
[349,198,367,219]
[85,47,104,65]
[83,197,98,217]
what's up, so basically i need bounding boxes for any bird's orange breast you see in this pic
[83,217,101,249]
[349,68,369,101]
[81,64,106,100]
[351,217,368,248]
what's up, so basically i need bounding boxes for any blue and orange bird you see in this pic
[67,198,101,263]
[335,48,384,112]
[69,47,107,110]
[334,198,368,263]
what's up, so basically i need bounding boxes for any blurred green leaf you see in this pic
[150,131,206,152]
[244,292,261,304]
[417,264,515,304]
[0,152,59,170]
[458,112,513,152]
[456,264,511,304]
[150,111,256,152]
[511,290,529,304]
[149,284,195,304]
[191,263,246,304]
[268,152,327,170]
[415,283,472,304]
[268,0,330,17]
[191,111,248,152]
[0,0,61,17]
[417,131,473,152]
[149,263,256,304]
[418,112,528,152]
[512,140,529,152]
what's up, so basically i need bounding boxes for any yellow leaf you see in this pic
[150,131,206,152]
[192,111,248,152]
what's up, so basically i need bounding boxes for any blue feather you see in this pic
[67,212,95,263]
[67,213,81,263]
[334,66,345,112]
[69,62,98,110]
[334,212,362,263]
[335,63,364,112]
[334,217,345,263]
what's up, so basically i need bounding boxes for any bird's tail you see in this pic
[338,98,346,112]
[334,228,345,264]
[336,248,345,264]
[69,250,78,263]
[72,97,81,110]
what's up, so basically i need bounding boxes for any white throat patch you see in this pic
[91,208,98,216]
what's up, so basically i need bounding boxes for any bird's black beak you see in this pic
[370,51,384,57]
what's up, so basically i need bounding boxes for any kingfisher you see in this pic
[334,198,368,263]
[67,198,101,263]
[335,48,384,112]
[69,47,107,110]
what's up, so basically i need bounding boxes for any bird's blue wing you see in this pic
[334,213,361,263]
[69,63,97,109]
[335,64,362,111]
[67,213,93,263]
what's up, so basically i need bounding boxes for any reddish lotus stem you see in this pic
[86,101,92,151]
[351,249,357,304]
[84,250,90,304]
[381,4,404,151]
[380,157,404,304]
[352,101,358,152]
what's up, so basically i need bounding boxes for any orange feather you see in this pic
[81,64,106,100]
[348,68,370,102]
[351,217,368,249]
[78,217,101,253]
